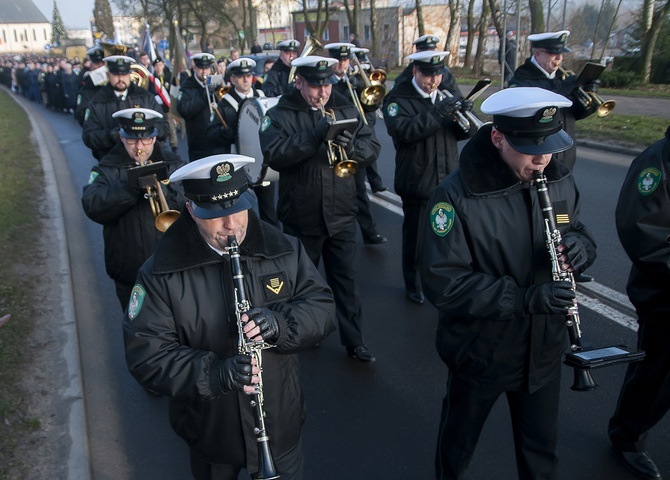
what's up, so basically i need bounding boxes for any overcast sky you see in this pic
[32,0,97,30]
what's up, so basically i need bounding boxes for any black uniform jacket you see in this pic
[82,83,169,161]
[261,60,291,97]
[81,143,186,285]
[260,88,381,237]
[205,88,265,154]
[509,58,598,168]
[384,77,473,202]
[75,74,102,126]
[122,211,336,470]
[177,73,217,161]
[421,125,597,393]
[616,127,670,319]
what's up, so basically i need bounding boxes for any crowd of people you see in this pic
[2,28,668,480]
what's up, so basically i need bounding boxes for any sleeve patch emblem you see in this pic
[430,202,455,237]
[637,167,662,196]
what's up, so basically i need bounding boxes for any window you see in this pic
[364,25,370,40]
[343,25,350,38]
[44,29,47,40]
[33,29,37,41]
[323,29,329,41]
[384,24,390,41]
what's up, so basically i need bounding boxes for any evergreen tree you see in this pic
[94,0,115,40]
[50,1,68,45]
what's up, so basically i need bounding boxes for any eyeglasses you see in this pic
[124,137,155,145]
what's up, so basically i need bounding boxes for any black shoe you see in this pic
[616,450,661,479]
[576,273,594,282]
[364,234,387,245]
[346,345,376,362]
[406,290,425,305]
[371,186,388,193]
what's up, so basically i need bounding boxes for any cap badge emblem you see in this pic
[539,107,557,123]
[317,60,328,70]
[215,162,232,182]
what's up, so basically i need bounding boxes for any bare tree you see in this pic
[299,0,335,40]
[527,0,545,32]
[445,0,462,59]
[463,0,477,68]
[416,0,425,37]
[473,0,490,74]
[369,0,378,56]
[639,0,670,82]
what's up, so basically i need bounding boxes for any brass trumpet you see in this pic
[137,150,180,232]
[318,101,358,178]
[557,66,615,117]
[349,54,386,108]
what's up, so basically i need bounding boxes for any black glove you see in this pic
[110,126,121,142]
[525,282,575,315]
[561,236,589,274]
[435,96,460,119]
[220,126,234,141]
[461,99,474,113]
[583,79,600,93]
[315,116,331,141]
[247,307,281,343]
[334,130,355,157]
[213,354,254,394]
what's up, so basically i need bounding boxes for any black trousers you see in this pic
[365,160,384,190]
[609,317,670,452]
[354,167,377,240]
[436,372,560,480]
[253,182,280,228]
[284,222,364,346]
[189,439,303,480]
[115,280,133,313]
[401,199,427,294]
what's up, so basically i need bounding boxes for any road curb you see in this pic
[577,139,643,157]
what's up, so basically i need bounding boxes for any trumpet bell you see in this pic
[335,160,358,178]
[369,69,386,85]
[361,85,386,107]
[597,99,616,117]
[155,210,180,232]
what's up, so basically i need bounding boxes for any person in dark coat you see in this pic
[499,30,518,86]
[177,53,220,161]
[261,39,300,97]
[508,30,599,170]
[324,41,387,246]
[82,55,169,161]
[250,39,263,54]
[259,56,381,362]
[44,64,59,110]
[608,125,670,480]
[75,46,106,126]
[384,50,475,305]
[60,61,80,112]
[81,108,185,310]
[204,58,279,228]
[421,87,597,480]
[122,154,336,479]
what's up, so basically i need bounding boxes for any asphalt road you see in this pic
[18,92,670,479]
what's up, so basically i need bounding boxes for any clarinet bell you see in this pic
[571,367,598,392]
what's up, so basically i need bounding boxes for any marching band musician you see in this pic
[324,42,387,246]
[259,56,381,362]
[122,154,336,480]
[420,87,596,480]
[177,52,221,161]
[204,57,280,229]
[75,46,106,126]
[261,39,300,97]
[508,30,600,171]
[152,56,180,153]
[81,108,185,311]
[82,55,169,161]
[384,50,475,305]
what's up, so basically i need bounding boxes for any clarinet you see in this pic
[227,235,280,479]
[533,172,597,391]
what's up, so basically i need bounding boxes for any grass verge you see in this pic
[575,112,668,148]
[0,89,44,478]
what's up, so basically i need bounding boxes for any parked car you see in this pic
[262,42,274,51]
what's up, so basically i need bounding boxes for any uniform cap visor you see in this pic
[505,129,573,155]
[190,190,257,219]
[120,127,158,139]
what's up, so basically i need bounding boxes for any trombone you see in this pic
[288,35,323,84]
[136,150,180,232]
[349,54,386,109]
[557,66,616,117]
[318,100,358,178]
[203,72,229,128]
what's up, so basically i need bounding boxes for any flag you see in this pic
[172,18,190,85]
[141,22,157,63]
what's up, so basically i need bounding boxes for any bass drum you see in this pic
[238,97,280,184]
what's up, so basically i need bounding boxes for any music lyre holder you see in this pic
[564,344,645,370]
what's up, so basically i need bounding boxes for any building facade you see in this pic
[0,0,52,54]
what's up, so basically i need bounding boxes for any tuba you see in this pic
[130,64,151,90]
[136,150,180,232]
[288,35,323,84]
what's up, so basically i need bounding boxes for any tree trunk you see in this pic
[473,0,490,74]
[528,0,545,33]
[463,0,477,68]
[370,0,378,56]
[416,0,425,37]
[640,0,670,83]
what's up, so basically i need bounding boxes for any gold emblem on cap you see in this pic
[431,55,440,64]
[215,162,232,182]
[266,278,284,294]
[559,33,567,42]
[539,107,557,123]
[132,112,145,123]
[317,60,328,70]
[241,60,248,68]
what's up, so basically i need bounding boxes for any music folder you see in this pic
[575,62,606,86]
[564,344,645,369]
[325,118,358,141]
[127,161,169,188]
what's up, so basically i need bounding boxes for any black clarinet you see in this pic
[533,172,598,391]
[227,235,280,479]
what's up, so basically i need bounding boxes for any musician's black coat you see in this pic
[75,73,102,126]
[383,74,473,202]
[421,124,597,392]
[260,87,381,237]
[82,82,169,161]
[81,142,185,287]
[260,59,292,97]
[176,72,218,161]
[122,210,336,472]
[509,58,598,169]
[205,87,265,154]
